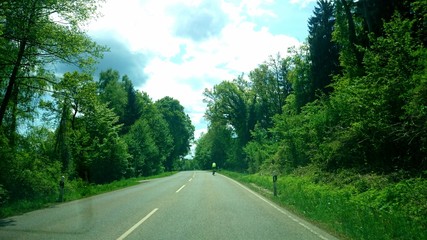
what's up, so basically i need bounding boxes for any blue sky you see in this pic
[85,0,317,142]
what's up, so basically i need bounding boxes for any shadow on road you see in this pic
[0,219,16,227]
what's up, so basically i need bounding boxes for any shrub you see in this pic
[223,169,427,240]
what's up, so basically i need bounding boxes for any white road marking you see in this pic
[222,175,330,240]
[117,208,158,240]
[176,184,186,193]
[189,178,193,182]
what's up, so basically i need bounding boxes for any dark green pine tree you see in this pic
[308,0,340,96]
[121,75,142,135]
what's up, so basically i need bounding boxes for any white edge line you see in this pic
[221,175,329,240]
[116,208,159,240]
[176,184,186,193]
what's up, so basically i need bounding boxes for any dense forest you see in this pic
[194,0,426,177]
[0,0,426,219]
[0,1,194,205]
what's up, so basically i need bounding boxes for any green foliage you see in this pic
[333,0,365,77]
[249,55,292,129]
[198,7,426,238]
[308,0,340,95]
[0,0,196,215]
[0,172,177,218]
[12,157,62,200]
[155,96,195,171]
[0,184,8,207]
[204,80,251,146]
[79,102,130,183]
[0,126,62,201]
[244,124,277,173]
[178,159,199,171]
[286,46,313,112]
[124,119,161,176]
[199,11,425,174]
[317,14,427,171]
[270,100,312,171]
[97,70,180,175]
[51,71,97,171]
[138,96,173,174]
[194,123,235,170]
[0,0,106,125]
[353,178,427,225]
[224,169,427,240]
[121,75,142,134]
[98,69,128,124]
[45,71,133,184]
[193,133,211,170]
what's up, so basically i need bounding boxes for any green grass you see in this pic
[0,171,177,218]
[221,170,427,240]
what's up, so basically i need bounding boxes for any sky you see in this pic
[84,0,317,144]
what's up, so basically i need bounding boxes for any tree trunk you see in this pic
[9,82,19,148]
[0,0,37,126]
[0,39,27,126]
[340,0,364,70]
[55,102,70,171]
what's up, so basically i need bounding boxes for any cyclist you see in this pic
[212,162,217,175]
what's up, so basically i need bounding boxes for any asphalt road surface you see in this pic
[0,171,339,240]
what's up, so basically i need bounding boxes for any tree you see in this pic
[75,101,129,183]
[207,122,235,170]
[0,0,105,126]
[98,69,127,124]
[204,80,251,146]
[121,75,142,135]
[155,97,194,171]
[244,124,278,173]
[308,0,340,95]
[359,15,426,171]
[51,71,97,171]
[124,118,159,177]
[304,12,427,172]
[194,122,236,171]
[194,133,211,170]
[249,55,292,130]
[203,79,256,170]
[46,71,130,183]
[334,0,364,76]
[194,0,427,177]
[287,46,313,112]
[124,92,173,176]
[97,70,144,135]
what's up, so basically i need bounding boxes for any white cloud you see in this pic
[289,0,317,8]
[240,0,276,17]
[89,0,181,57]
[88,0,305,140]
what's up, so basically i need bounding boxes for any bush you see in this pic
[0,184,8,206]
[223,168,427,240]
[10,155,62,201]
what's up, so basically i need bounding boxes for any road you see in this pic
[0,171,339,240]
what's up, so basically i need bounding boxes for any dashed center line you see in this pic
[176,184,186,193]
[116,208,158,240]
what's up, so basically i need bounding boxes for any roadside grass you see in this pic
[0,171,177,219]
[221,169,427,240]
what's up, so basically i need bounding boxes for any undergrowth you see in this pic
[0,171,177,218]
[222,167,427,240]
